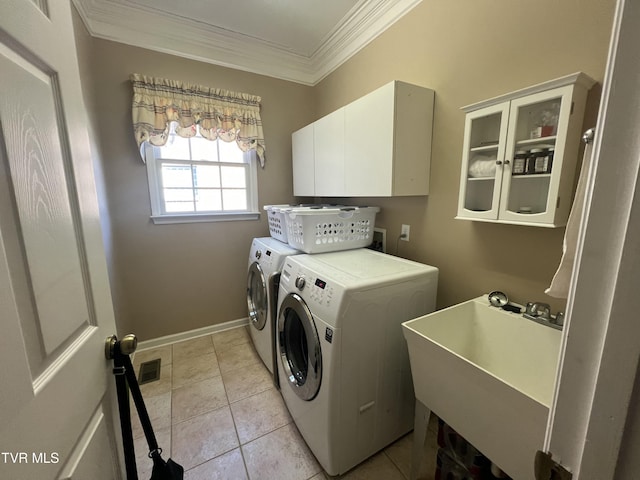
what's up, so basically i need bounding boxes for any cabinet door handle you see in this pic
[496,160,503,165]
[504,159,511,165]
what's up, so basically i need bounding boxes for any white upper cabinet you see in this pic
[456,72,595,227]
[292,122,314,196]
[291,80,435,197]
[314,108,345,196]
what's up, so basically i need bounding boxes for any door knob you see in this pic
[105,334,138,360]
[120,334,138,355]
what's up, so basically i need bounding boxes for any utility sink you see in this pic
[402,296,562,480]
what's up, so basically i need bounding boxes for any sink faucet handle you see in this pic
[525,302,536,316]
[532,302,551,319]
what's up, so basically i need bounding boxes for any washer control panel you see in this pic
[254,248,275,269]
[281,261,342,320]
[308,276,334,308]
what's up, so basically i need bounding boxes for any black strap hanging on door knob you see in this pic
[107,335,184,480]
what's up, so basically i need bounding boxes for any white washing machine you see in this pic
[276,248,438,475]
[247,237,300,384]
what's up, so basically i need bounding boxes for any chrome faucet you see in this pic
[532,302,551,320]
[524,302,562,330]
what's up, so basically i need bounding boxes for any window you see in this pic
[145,124,259,224]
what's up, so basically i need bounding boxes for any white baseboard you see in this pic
[136,317,250,352]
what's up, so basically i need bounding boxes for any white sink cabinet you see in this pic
[292,80,434,197]
[456,73,595,227]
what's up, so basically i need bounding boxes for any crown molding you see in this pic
[72,0,422,86]
[312,0,422,84]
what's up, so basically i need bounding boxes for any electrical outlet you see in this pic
[401,224,410,241]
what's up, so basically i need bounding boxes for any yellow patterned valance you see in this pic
[130,73,266,166]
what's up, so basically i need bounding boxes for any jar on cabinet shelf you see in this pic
[512,150,528,175]
[527,148,543,174]
[456,72,595,227]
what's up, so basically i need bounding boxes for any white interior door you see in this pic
[0,1,121,479]
[544,0,640,478]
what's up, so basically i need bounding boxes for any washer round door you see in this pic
[278,292,322,401]
[247,262,267,330]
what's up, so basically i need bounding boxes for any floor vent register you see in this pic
[138,359,161,385]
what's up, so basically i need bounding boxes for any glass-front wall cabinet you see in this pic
[457,73,595,227]
[460,103,509,218]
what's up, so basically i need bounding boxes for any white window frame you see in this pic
[144,138,260,225]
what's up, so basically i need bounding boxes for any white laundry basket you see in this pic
[282,206,380,253]
[263,205,292,242]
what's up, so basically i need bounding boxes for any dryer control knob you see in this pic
[295,276,306,290]
[255,250,262,259]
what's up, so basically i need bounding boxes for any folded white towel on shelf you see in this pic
[468,155,497,178]
[545,142,594,298]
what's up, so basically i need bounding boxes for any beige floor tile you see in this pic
[140,363,172,397]
[211,326,251,352]
[428,413,439,432]
[133,344,173,368]
[134,425,171,479]
[339,451,405,480]
[172,406,239,470]
[173,336,216,362]
[230,387,291,444]
[383,432,412,474]
[172,352,220,389]
[222,362,274,403]
[242,423,321,480]
[131,390,172,439]
[172,376,228,424]
[217,341,261,374]
[184,448,248,480]
[130,328,439,480]
[383,429,438,480]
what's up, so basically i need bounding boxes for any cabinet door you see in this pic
[314,108,345,196]
[457,102,510,220]
[499,86,573,224]
[292,123,315,196]
[344,82,395,196]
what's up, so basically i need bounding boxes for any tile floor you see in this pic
[130,326,439,480]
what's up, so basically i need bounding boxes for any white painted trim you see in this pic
[150,212,260,225]
[72,0,315,83]
[71,0,422,86]
[312,0,423,84]
[135,317,250,352]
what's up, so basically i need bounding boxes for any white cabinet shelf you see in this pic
[456,72,595,227]
[470,144,500,153]
[292,80,434,197]
[467,176,495,182]
[516,136,558,147]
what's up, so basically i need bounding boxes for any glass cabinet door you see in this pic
[457,102,510,220]
[499,85,573,224]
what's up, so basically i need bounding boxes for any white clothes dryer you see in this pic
[276,248,438,475]
[247,237,300,384]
